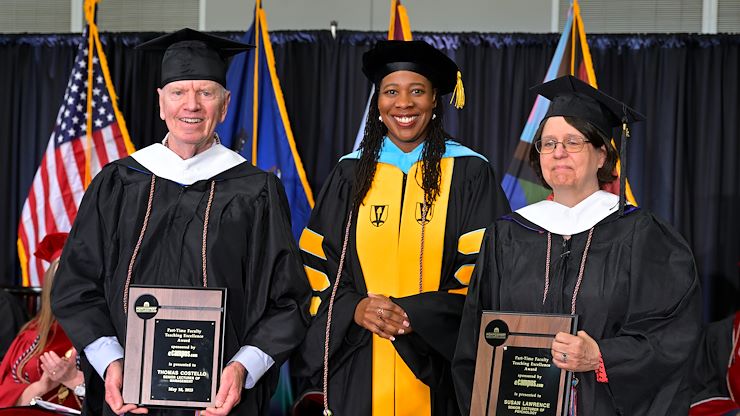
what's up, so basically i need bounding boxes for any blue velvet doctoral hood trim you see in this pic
[340,137,486,174]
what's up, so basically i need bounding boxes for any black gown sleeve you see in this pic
[690,314,736,406]
[242,173,312,366]
[0,290,28,360]
[292,162,368,386]
[51,165,124,351]
[596,214,702,414]
[452,225,501,416]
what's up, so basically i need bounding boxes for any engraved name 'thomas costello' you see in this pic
[123,287,226,408]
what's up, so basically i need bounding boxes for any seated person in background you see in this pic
[690,311,740,416]
[0,233,84,409]
[0,288,29,361]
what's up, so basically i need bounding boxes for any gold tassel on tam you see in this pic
[450,71,465,109]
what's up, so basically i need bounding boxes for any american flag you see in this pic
[17,30,133,287]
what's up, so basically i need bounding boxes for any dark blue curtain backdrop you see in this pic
[0,32,738,320]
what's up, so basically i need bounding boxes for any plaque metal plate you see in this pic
[122,285,226,409]
[470,312,577,416]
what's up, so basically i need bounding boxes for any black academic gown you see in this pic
[453,208,702,416]
[293,153,511,416]
[51,156,311,416]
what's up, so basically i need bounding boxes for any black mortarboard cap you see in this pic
[531,75,646,142]
[532,75,646,215]
[362,40,462,101]
[136,28,253,88]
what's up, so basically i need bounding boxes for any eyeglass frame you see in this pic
[534,137,592,154]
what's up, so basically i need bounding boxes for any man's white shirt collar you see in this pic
[130,138,246,185]
[515,190,620,235]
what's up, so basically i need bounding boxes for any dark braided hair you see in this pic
[351,89,452,214]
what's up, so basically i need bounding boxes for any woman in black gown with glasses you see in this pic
[453,76,702,416]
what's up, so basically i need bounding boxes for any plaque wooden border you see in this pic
[122,285,226,409]
[470,312,577,416]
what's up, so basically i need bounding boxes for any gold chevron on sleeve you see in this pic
[304,265,330,292]
[454,264,475,286]
[309,295,322,316]
[299,228,327,260]
[457,228,486,255]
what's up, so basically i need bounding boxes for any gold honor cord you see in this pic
[322,211,354,416]
[122,174,216,313]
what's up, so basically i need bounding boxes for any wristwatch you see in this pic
[73,383,86,398]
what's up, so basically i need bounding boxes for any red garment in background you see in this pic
[690,312,740,416]
[0,321,80,410]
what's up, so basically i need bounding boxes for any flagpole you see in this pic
[251,0,261,164]
[388,0,397,39]
[397,3,412,40]
[91,24,135,156]
[257,3,316,207]
[83,0,97,188]
[353,0,412,151]
[572,0,597,87]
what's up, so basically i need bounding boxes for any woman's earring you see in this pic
[432,114,437,120]
[378,116,382,122]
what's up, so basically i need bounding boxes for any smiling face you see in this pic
[539,116,606,198]
[377,70,436,152]
[158,79,230,147]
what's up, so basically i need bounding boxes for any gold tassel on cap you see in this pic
[450,71,465,109]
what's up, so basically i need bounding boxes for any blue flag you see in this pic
[216,5,313,413]
[217,2,314,241]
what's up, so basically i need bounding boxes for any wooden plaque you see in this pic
[122,285,226,409]
[470,312,577,416]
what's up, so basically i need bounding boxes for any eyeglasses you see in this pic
[534,137,591,154]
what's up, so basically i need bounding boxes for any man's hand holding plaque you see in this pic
[203,361,246,416]
[105,359,148,415]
